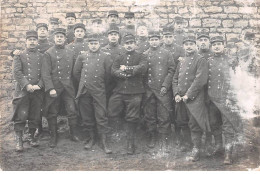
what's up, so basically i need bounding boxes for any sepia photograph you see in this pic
[0,0,260,171]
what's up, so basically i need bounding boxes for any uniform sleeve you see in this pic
[73,55,83,82]
[172,62,180,96]
[37,54,44,88]
[162,52,176,90]
[42,52,55,92]
[104,54,113,86]
[12,55,30,90]
[111,55,129,79]
[186,58,209,100]
[132,53,148,76]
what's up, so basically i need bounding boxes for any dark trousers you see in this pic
[108,93,142,123]
[144,93,171,134]
[78,90,110,134]
[13,91,43,131]
[208,101,222,136]
[45,89,77,126]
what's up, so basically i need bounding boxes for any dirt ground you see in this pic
[0,100,260,171]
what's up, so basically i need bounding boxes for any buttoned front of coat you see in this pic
[67,38,89,59]
[136,37,149,53]
[163,44,185,65]
[112,50,147,94]
[37,38,54,53]
[102,43,124,61]
[13,48,44,99]
[66,26,75,45]
[198,49,213,61]
[174,31,185,47]
[42,45,76,97]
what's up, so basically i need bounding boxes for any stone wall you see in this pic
[1,0,260,105]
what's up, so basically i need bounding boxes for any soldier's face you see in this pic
[66,17,76,26]
[108,32,119,43]
[137,26,148,37]
[211,42,224,54]
[37,27,48,38]
[149,37,160,48]
[50,22,58,31]
[174,22,183,32]
[74,28,85,39]
[26,37,38,49]
[184,41,196,54]
[54,33,66,45]
[163,34,174,45]
[108,15,119,24]
[124,41,136,52]
[125,17,135,26]
[197,37,210,50]
[88,41,100,52]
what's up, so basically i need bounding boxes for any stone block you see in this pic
[239,7,257,14]
[202,18,221,27]
[222,20,234,28]
[189,19,201,27]
[234,20,248,28]
[224,6,239,13]
[204,6,223,13]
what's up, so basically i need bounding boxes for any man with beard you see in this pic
[196,32,222,156]
[172,35,210,162]
[73,34,112,154]
[65,12,76,44]
[108,34,147,154]
[120,12,136,37]
[143,31,175,151]
[12,30,44,152]
[136,23,150,54]
[161,26,185,149]
[173,16,185,48]
[48,17,59,44]
[42,28,79,148]
[208,36,241,165]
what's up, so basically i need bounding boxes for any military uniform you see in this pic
[48,17,59,44]
[120,12,136,37]
[12,30,44,151]
[136,36,149,53]
[65,13,76,45]
[42,28,79,147]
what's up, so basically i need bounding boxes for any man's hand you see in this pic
[160,87,167,96]
[175,95,182,103]
[13,50,21,56]
[26,84,34,93]
[182,95,188,102]
[32,85,41,91]
[120,65,126,71]
[49,89,57,97]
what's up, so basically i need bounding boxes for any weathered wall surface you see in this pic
[0,0,260,109]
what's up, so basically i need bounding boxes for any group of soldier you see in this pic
[11,10,253,165]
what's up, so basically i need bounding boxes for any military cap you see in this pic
[108,10,118,17]
[244,31,255,40]
[107,24,119,34]
[92,18,102,24]
[197,32,210,39]
[88,33,99,42]
[36,23,48,31]
[162,27,174,35]
[26,30,38,39]
[66,12,76,19]
[54,28,66,36]
[124,12,135,18]
[123,34,135,43]
[210,36,224,44]
[183,35,196,44]
[74,23,86,31]
[49,17,59,24]
[175,16,184,23]
[148,30,161,38]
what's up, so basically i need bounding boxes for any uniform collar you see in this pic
[75,38,84,43]
[126,25,135,29]
[38,38,48,44]
[67,25,74,30]
[199,49,210,54]
[26,48,37,52]
[149,46,160,52]
[55,44,65,49]
[109,42,118,47]
[214,52,224,57]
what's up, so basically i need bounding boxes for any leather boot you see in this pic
[189,132,202,162]
[28,128,39,147]
[205,133,213,156]
[224,143,233,165]
[159,133,169,153]
[69,126,80,142]
[147,131,156,148]
[180,127,192,152]
[84,131,95,150]
[175,127,182,148]
[100,134,112,154]
[15,131,23,152]
[189,146,200,162]
[48,118,57,148]
[212,134,224,156]
[126,122,137,155]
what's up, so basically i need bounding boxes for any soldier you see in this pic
[107,10,120,26]
[172,35,210,161]
[91,19,109,48]
[36,23,54,53]
[48,17,59,44]
[208,36,241,164]
[173,16,185,48]
[196,32,222,156]
[162,26,185,148]
[12,30,44,152]
[65,12,76,44]
[143,31,175,151]
[136,23,150,53]
[120,12,136,37]
[102,24,124,102]
[42,28,79,148]
[73,34,112,154]
[108,34,147,154]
